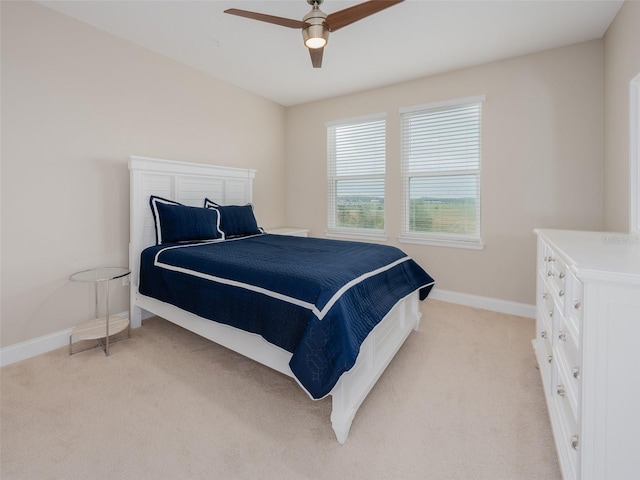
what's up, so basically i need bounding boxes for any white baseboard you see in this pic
[0,311,129,368]
[428,288,536,319]
[1,291,535,367]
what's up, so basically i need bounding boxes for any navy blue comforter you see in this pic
[139,234,434,399]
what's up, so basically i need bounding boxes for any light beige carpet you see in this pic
[1,300,560,480]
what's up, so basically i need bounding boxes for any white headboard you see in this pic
[129,156,256,305]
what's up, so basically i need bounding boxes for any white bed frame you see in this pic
[129,156,422,444]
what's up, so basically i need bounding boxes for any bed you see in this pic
[129,155,434,443]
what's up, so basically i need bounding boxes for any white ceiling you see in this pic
[39,0,623,107]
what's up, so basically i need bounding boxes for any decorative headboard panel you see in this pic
[129,156,256,325]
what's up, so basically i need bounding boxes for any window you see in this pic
[400,96,485,249]
[327,114,386,239]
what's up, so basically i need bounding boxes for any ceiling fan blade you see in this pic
[224,8,309,29]
[309,47,324,68]
[325,0,404,32]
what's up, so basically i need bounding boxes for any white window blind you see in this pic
[327,115,386,235]
[400,97,484,247]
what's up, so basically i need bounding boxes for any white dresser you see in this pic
[534,229,640,480]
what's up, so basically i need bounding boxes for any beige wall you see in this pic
[603,0,640,232]
[0,1,286,347]
[285,40,604,306]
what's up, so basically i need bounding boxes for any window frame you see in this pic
[398,95,485,250]
[326,113,388,241]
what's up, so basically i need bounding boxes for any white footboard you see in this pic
[329,291,421,443]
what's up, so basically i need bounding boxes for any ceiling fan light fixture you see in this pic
[303,25,328,49]
[302,5,329,50]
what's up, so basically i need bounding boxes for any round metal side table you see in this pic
[69,266,131,356]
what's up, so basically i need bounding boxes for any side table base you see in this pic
[69,313,131,356]
[69,331,130,356]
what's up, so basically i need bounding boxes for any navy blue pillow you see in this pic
[204,198,262,238]
[150,196,223,244]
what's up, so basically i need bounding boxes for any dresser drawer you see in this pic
[535,330,553,393]
[564,269,584,332]
[554,345,580,423]
[555,312,581,409]
[549,256,568,309]
[551,391,580,480]
[540,248,557,291]
[536,325,553,365]
[556,311,580,368]
[538,291,554,338]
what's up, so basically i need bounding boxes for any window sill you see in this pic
[398,235,485,250]
[326,230,388,243]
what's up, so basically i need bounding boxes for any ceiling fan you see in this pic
[224,0,404,68]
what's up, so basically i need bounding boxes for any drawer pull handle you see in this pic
[572,367,581,380]
[559,272,565,279]
[558,331,567,342]
[547,355,553,364]
[547,271,554,277]
[559,290,565,297]
[574,300,582,310]
[542,293,548,300]
[557,385,566,397]
[549,311,554,318]
[570,435,579,451]
[541,331,548,339]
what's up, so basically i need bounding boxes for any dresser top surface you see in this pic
[535,229,640,280]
